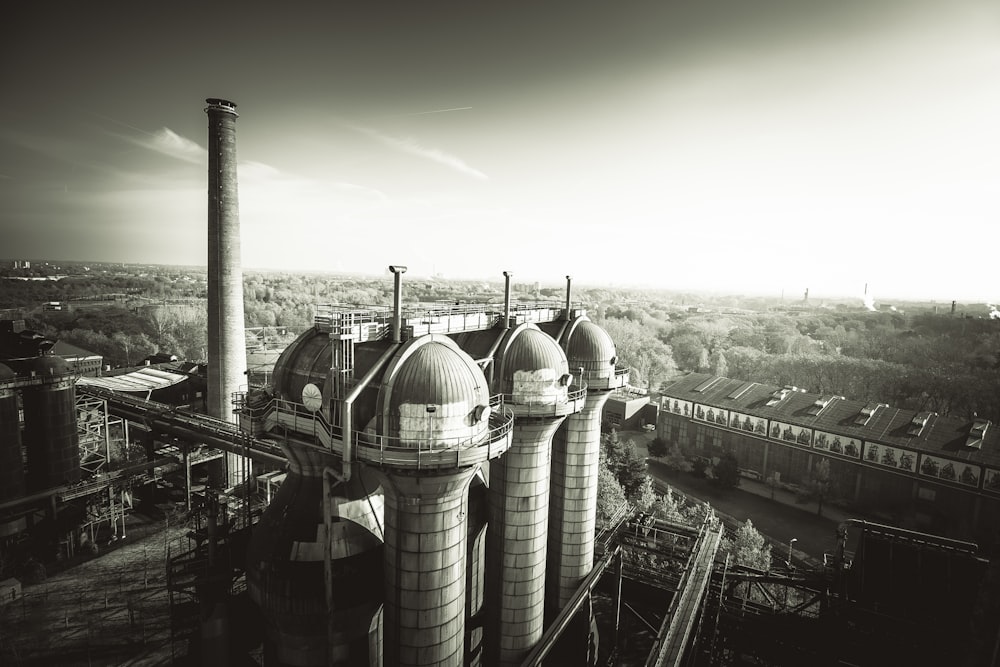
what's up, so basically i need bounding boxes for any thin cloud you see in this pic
[350,125,488,181]
[404,106,473,116]
[133,127,207,164]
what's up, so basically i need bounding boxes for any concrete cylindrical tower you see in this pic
[205,98,249,486]
[0,364,25,505]
[368,335,512,667]
[22,357,79,493]
[545,318,627,614]
[485,324,583,666]
[0,362,28,537]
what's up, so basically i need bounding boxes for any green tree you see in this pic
[663,443,693,473]
[602,431,648,501]
[596,465,627,527]
[706,452,740,489]
[647,436,669,458]
[710,349,729,377]
[725,519,772,571]
[649,486,684,524]
[633,477,658,513]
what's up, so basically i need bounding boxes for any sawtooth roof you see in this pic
[661,373,1000,468]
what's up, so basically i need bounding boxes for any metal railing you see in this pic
[239,394,515,470]
[314,300,578,335]
[494,384,587,417]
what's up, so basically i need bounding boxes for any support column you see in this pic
[486,417,564,666]
[466,474,488,667]
[547,391,613,614]
[381,468,478,667]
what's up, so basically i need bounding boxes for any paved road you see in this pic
[616,428,850,565]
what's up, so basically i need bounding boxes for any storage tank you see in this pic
[0,363,25,505]
[22,356,79,492]
[371,334,512,667]
[542,317,627,613]
[0,361,28,538]
[485,324,582,666]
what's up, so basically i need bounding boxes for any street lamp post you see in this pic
[784,537,798,610]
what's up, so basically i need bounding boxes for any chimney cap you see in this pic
[205,98,238,115]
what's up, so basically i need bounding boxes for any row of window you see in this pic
[658,406,1000,495]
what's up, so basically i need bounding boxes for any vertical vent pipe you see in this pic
[564,275,572,320]
[389,265,407,343]
[502,271,512,330]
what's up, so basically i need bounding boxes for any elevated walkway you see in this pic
[645,516,725,667]
[314,302,569,340]
[77,385,287,466]
[239,394,514,471]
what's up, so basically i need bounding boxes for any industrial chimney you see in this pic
[205,98,249,485]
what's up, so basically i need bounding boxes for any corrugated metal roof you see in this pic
[661,372,1000,468]
[78,366,186,393]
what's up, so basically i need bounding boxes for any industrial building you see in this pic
[238,267,629,665]
[657,372,1000,545]
[1,97,996,666]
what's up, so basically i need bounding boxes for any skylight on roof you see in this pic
[966,419,990,449]
[694,377,724,393]
[727,382,757,400]
[765,388,790,407]
[806,395,843,417]
[906,411,936,437]
[854,402,886,426]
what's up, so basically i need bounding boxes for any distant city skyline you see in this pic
[2,1,998,302]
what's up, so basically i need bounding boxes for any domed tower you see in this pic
[484,324,584,666]
[22,355,79,492]
[540,283,628,614]
[0,363,26,535]
[367,334,512,667]
[245,329,386,667]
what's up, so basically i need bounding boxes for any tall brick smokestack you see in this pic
[205,98,248,483]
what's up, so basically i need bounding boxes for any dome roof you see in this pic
[497,325,568,398]
[377,335,491,446]
[564,320,617,369]
[271,329,330,403]
[0,363,14,382]
[386,337,488,408]
[32,355,70,375]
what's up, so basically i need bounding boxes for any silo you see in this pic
[0,363,23,499]
[368,335,513,667]
[22,356,79,492]
[484,324,583,666]
[542,317,628,613]
[0,363,26,523]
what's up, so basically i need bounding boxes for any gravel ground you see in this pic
[0,514,194,667]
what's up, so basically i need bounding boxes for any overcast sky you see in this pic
[2,1,998,301]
